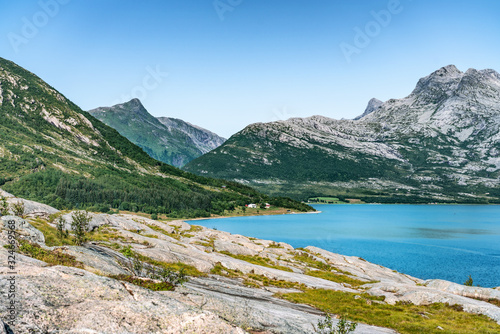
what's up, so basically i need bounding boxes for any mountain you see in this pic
[88,99,225,167]
[184,65,500,203]
[0,57,310,215]
[157,117,225,155]
[354,98,383,120]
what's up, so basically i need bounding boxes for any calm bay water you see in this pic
[192,205,500,287]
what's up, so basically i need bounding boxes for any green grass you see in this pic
[145,223,181,240]
[18,240,84,268]
[109,274,174,291]
[305,269,377,288]
[308,197,347,204]
[267,241,283,248]
[293,252,334,271]
[28,218,75,247]
[210,262,305,289]
[118,245,205,277]
[277,289,500,334]
[218,251,293,272]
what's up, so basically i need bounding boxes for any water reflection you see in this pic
[409,227,494,239]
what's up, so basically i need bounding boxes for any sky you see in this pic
[1,0,500,138]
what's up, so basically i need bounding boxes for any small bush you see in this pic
[314,314,357,334]
[464,275,473,286]
[56,216,69,239]
[118,246,189,287]
[0,196,9,216]
[71,211,91,245]
[11,200,25,218]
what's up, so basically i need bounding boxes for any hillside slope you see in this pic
[0,57,310,215]
[185,65,500,203]
[89,99,225,167]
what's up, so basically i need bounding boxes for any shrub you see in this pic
[118,246,189,287]
[0,197,9,216]
[56,216,69,239]
[71,211,91,245]
[314,314,357,334]
[464,275,474,286]
[10,200,25,218]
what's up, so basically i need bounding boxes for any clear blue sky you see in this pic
[2,0,500,138]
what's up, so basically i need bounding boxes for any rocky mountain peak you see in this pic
[119,98,147,114]
[433,64,462,77]
[411,65,464,99]
[354,98,383,120]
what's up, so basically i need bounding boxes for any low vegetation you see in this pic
[71,211,91,245]
[28,218,75,247]
[118,245,204,278]
[278,289,500,334]
[108,274,175,291]
[210,262,306,290]
[18,240,84,268]
[218,251,293,272]
[308,197,347,204]
[305,269,376,288]
[314,313,357,334]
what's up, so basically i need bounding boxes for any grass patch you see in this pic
[118,245,205,277]
[218,251,293,272]
[28,218,74,247]
[145,223,181,240]
[247,273,306,290]
[88,225,131,243]
[485,299,500,308]
[187,225,203,233]
[293,251,354,276]
[109,274,174,291]
[293,252,333,271]
[210,262,305,290]
[18,240,84,268]
[210,262,241,278]
[277,289,500,334]
[305,269,377,288]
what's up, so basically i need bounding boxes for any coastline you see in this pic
[184,208,322,222]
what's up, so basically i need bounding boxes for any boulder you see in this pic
[0,216,45,244]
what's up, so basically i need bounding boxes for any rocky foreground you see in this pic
[0,190,499,333]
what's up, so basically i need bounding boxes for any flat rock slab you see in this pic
[0,249,245,334]
[170,276,397,334]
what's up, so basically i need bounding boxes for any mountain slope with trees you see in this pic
[185,65,500,203]
[89,99,225,167]
[0,57,311,216]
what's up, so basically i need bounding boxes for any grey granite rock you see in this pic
[0,248,246,334]
[1,202,499,332]
[0,216,45,244]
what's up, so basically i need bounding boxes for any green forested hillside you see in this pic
[0,57,311,215]
[88,99,225,167]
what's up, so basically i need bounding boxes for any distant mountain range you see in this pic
[89,99,225,167]
[0,57,310,215]
[184,65,500,203]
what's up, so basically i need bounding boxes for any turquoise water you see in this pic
[192,205,500,287]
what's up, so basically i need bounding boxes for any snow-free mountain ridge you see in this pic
[185,65,500,202]
[89,99,226,167]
